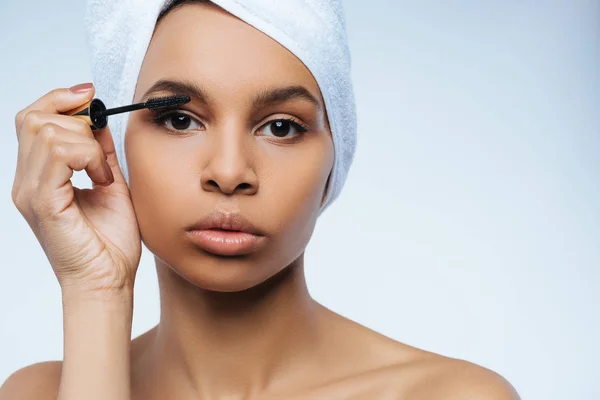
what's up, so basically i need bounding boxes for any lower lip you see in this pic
[186,229,265,256]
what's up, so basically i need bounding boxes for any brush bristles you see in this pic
[145,95,191,109]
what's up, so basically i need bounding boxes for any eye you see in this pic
[150,110,204,132]
[258,118,308,138]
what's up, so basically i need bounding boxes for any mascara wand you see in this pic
[63,95,191,130]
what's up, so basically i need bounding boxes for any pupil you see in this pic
[270,120,290,137]
[171,114,190,130]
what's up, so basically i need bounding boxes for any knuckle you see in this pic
[49,143,68,159]
[12,190,30,213]
[46,87,63,98]
[19,110,41,132]
[15,109,27,130]
[11,186,20,207]
[39,123,59,143]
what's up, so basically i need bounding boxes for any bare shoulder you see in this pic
[398,354,521,400]
[315,306,520,399]
[0,361,63,400]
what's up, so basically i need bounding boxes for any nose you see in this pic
[200,130,258,196]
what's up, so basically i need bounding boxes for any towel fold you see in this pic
[84,0,357,213]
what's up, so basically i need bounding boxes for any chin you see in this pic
[167,253,286,293]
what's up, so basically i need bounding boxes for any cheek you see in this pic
[266,149,330,210]
[125,129,190,177]
[125,128,196,188]
[123,129,190,243]
[261,137,334,243]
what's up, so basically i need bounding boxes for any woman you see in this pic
[2,0,519,399]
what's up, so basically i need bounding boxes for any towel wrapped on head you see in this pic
[84,0,357,213]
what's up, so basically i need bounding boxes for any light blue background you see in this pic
[0,1,598,399]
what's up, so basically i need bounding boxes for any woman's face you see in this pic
[124,3,334,292]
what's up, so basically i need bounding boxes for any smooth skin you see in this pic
[1,2,520,399]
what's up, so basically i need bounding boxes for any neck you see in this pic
[143,253,325,398]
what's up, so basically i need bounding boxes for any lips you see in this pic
[186,210,266,256]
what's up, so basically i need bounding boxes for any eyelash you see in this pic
[149,109,309,139]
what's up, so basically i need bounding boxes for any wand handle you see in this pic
[63,98,108,131]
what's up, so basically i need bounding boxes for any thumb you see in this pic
[93,123,127,186]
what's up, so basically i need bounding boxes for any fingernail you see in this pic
[69,82,94,93]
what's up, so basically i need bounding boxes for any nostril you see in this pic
[203,179,254,193]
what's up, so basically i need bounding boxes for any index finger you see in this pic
[15,83,96,134]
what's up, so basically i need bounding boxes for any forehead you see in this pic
[136,4,321,101]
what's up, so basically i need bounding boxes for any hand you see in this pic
[11,83,142,295]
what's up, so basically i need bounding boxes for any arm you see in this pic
[5,83,141,400]
[0,288,134,400]
[57,288,134,400]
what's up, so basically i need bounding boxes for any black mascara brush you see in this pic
[64,95,191,130]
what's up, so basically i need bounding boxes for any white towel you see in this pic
[84,0,357,214]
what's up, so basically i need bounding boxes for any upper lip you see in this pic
[188,210,264,236]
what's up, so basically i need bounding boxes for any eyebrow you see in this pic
[252,85,322,111]
[141,79,322,111]
[142,79,209,105]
